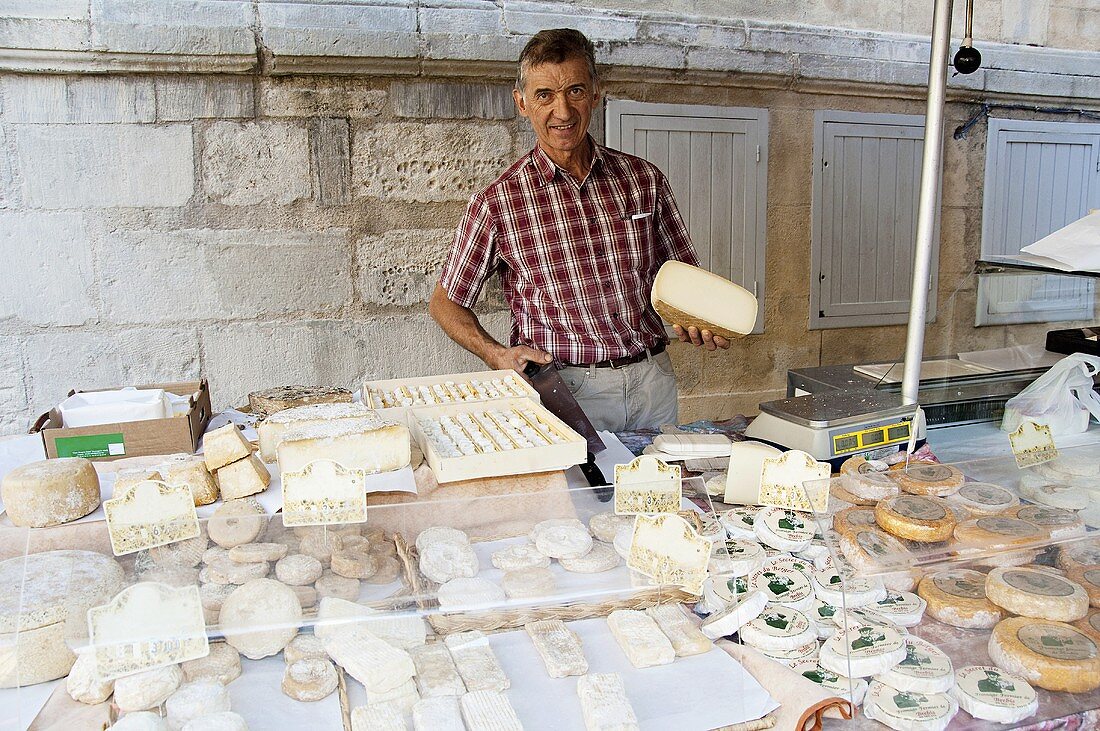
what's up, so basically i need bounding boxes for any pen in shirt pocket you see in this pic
[624,211,653,221]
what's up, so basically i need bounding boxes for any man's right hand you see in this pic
[488,344,554,373]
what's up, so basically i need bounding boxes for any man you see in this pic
[429,28,728,432]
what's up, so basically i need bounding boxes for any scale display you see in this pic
[831,420,912,456]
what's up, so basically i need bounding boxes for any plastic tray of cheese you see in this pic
[362,369,540,425]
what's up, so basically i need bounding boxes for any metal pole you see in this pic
[901,0,954,405]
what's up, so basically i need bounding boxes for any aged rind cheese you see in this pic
[988,617,1100,693]
[66,648,114,704]
[315,570,360,601]
[953,516,1047,551]
[812,568,886,608]
[838,528,909,574]
[840,456,899,501]
[215,453,271,501]
[182,643,241,685]
[166,680,232,727]
[276,416,410,475]
[459,690,523,731]
[491,542,551,571]
[315,597,426,650]
[1006,505,1085,540]
[413,697,465,731]
[950,665,1037,724]
[526,619,589,676]
[1,457,100,528]
[1056,539,1100,572]
[863,680,958,731]
[830,481,877,507]
[560,541,620,573]
[1065,565,1100,608]
[417,527,470,552]
[409,643,465,697]
[351,701,405,731]
[257,401,374,462]
[325,625,415,694]
[229,542,287,564]
[754,507,815,552]
[275,554,324,586]
[985,566,1089,621]
[945,482,1018,516]
[723,441,781,505]
[874,495,956,543]
[284,633,326,664]
[606,610,675,669]
[651,259,758,339]
[444,631,509,692]
[207,498,267,549]
[870,591,927,627]
[918,569,1005,629]
[114,468,163,492]
[203,424,254,471]
[220,579,301,659]
[577,672,640,731]
[749,565,815,610]
[874,636,953,694]
[893,463,964,497]
[739,604,816,651]
[588,512,635,543]
[114,664,184,712]
[645,603,711,657]
[832,506,879,536]
[438,577,506,610]
[791,659,868,705]
[1072,607,1100,642]
[533,520,593,560]
[1019,480,1090,510]
[248,385,353,418]
[501,567,556,600]
[157,453,219,506]
[419,540,479,584]
[331,545,378,580]
[819,624,907,678]
[282,658,338,702]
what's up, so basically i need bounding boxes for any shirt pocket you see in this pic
[605,208,657,271]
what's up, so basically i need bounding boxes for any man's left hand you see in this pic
[673,324,730,351]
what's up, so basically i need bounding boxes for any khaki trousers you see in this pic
[558,350,679,432]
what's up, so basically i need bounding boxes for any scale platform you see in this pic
[745,389,923,464]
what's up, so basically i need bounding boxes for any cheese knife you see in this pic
[522,361,608,489]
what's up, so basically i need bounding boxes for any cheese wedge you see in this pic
[723,441,781,505]
[650,260,757,338]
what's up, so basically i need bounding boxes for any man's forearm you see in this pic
[428,284,505,366]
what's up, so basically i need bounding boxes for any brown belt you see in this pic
[564,341,666,370]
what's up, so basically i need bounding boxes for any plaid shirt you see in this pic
[440,139,699,365]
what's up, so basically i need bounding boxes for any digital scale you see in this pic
[744,389,925,466]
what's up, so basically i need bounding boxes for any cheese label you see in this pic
[794,660,857,694]
[866,682,955,723]
[758,450,831,513]
[722,506,759,531]
[614,455,682,516]
[750,565,813,605]
[855,530,902,559]
[87,582,209,681]
[627,513,709,595]
[708,575,751,606]
[890,637,952,681]
[827,625,905,658]
[103,480,200,556]
[1084,569,1100,588]
[975,517,1041,539]
[1009,421,1059,468]
[745,607,811,639]
[813,568,879,596]
[1017,624,1096,660]
[933,571,987,600]
[956,483,1015,507]
[905,465,955,483]
[759,640,818,664]
[874,591,924,617]
[811,599,838,622]
[281,459,369,527]
[1002,569,1076,597]
[887,495,948,521]
[766,554,814,576]
[1015,505,1078,526]
[955,666,1036,709]
[759,508,815,543]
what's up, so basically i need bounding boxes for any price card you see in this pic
[627,513,709,595]
[282,459,369,527]
[87,582,209,681]
[103,480,200,556]
[759,450,831,514]
[614,455,682,516]
[1010,421,1059,468]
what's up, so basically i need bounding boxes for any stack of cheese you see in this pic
[204,424,271,502]
[274,411,411,476]
[114,453,220,507]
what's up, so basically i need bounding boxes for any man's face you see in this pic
[513,56,599,160]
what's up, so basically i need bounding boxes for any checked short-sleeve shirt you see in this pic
[440,139,699,365]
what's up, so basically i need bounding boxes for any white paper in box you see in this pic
[410,397,587,483]
[362,369,540,425]
[58,388,174,427]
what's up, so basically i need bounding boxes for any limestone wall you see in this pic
[1,0,1098,434]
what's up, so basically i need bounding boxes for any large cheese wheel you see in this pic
[1056,539,1100,572]
[892,462,964,497]
[918,569,1005,629]
[248,385,353,417]
[988,617,1100,693]
[1,458,100,528]
[1065,565,1100,608]
[832,506,878,535]
[985,566,1089,621]
[1072,607,1100,643]
[945,482,1018,516]
[953,517,1047,550]
[1004,505,1085,540]
[650,260,757,339]
[875,495,956,542]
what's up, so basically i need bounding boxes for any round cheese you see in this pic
[1071,607,1100,643]
[1056,539,1100,572]
[945,482,1018,516]
[220,579,301,659]
[951,665,1037,724]
[701,574,751,614]
[738,605,816,651]
[831,606,908,635]
[758,640,819,668]
[1019,480,1090,510]
[754,508,815,552]
[700,589,768,639]
[749,565,814,611]
[893,463,964,497]
[838,528,909,573]
[870,591,927,627]
[808,599,840,638]
[819,624,907,678]
[1,458,100,528]
[875,495,956,542]
[840,456,899,500]
[918,569,1005,629]
[830,481,877,507]
[863,680,958,731]
[1007,505,1085,540]
[1065,565,1100,607]
[792,659,868,705]
[985,566,1089,621]
[953,516,1047,551]
[709,539,765,577]
[811,568,886,608]
[832,506,879,536]
[719,506,760,541]
[0,621,75,688]
[988,617,1100,693]
[795,539,830,565]
[1040,453,1100,479]
[763,554,815,577]
[0,550,125,636]
[875,636,954,694]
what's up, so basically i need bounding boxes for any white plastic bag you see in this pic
[1001,353,1100,436]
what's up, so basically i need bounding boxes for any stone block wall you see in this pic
[1,0,1099,434]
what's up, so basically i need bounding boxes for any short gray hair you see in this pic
[516,28,598,92]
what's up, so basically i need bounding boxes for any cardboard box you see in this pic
[33,380,211,461]
[362,369,540,425]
